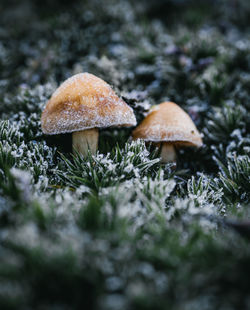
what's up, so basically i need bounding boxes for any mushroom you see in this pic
[132,101,202,164]
[41,73,136,156]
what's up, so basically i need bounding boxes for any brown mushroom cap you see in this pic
[132,101,202,147]
[41,73,136,134]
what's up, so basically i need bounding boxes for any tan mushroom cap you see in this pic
[41,73,136,134]
[132,101,203,147]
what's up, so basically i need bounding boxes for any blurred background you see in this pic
[1,0,249,91]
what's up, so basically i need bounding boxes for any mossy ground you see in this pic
[0,1,250,309]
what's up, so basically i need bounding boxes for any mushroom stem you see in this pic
[72,128,99,156]
[160,143,176,163]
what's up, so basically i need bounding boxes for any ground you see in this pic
[0,0,250,309]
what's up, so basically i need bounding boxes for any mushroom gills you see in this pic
[72,128,99,156]
[160,143,176,163]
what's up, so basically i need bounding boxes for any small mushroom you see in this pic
[132,101,203,164]
[41,73,136,156]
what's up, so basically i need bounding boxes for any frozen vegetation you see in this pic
[0,0,250,309]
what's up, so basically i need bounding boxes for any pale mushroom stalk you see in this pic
[160,143,176,163]
[72,128,99,156]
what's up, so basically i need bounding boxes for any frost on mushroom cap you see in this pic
[132,102,203,147]
[41,73,136,134]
